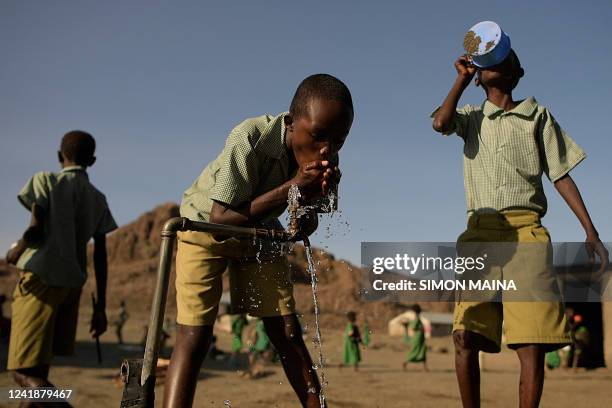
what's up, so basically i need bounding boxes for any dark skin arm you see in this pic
[432,56,476,133]
[554,174,609,273]
[6,203,46,265]
[90,234,108,338]
[210,159,335,226]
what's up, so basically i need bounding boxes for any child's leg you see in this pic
[163,324,213,408]
[452,299,502,408]
[164,231,229,407]
[453,330,495,408]
[8,271,73,403]
[13,366,73,407]
[12,365,50,387]
[263,315,321,408]
[515,345,545,408]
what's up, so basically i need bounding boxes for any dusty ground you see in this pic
[1,309,611,408]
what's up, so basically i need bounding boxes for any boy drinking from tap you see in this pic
[163,74,353,408]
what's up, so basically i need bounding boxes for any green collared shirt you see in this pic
[432,97,586,215]
[180,113,293,227]
[16,166,117,288]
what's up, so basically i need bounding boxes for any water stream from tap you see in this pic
[304,240,326,408]
[288,185,327,407]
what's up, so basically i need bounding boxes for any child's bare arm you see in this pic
[5,203,46,265]
[554,174,609,272]
[90,234,108,338]
[432,56,476,133]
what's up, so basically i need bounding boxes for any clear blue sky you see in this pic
[1,1,611,265]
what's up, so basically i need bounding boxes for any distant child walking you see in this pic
[6,131,117,396]
[403,304,427,371]
[341,311,362,371]
[229,314,248,367]
[431,22,608,408]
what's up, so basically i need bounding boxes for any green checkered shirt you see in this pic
[16,166,117,287]
[433,97,586,215]
[180,113,293,227]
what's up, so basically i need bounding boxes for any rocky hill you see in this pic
[0,203,449,331]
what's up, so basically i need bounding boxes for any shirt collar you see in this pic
[61,165,88,175]
[482,97,538,118]
[254,112,288,159]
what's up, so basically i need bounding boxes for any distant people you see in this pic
[341,311,362,371]
[5,131,117,395]
[113,300,129,344]
[362,319,371,347]
[229,314,248,368]
[403,304,427,372]
[571,314,590,371]
[545,350,561,370]
[245,319,275,378]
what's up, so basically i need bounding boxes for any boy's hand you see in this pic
[90,305,108,338]
[322,165,341,196]
[292,160,331,200]
[585,236,609,276]
[455,55,476,82]
[6,241,27,265]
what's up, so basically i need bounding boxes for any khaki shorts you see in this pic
[453,210,571,352]
[8,271,82,370]
[175,231,295,326]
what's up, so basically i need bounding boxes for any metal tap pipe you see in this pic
[120,217,294,407]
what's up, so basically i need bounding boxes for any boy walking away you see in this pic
[163,74,353,408]
[432,22,608,408]
[5,131,117,397]
[402,304,427,372]
[341,311,362,371]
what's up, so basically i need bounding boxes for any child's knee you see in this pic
[263,315,302,345]
[453,330,476,353]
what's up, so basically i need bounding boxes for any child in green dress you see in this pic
[403,304,428,372]
[229,314,248,367]
[341,311,362,371]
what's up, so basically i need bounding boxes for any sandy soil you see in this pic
[1,309,611,408]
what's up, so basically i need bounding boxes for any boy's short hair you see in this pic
[411,304,422,314]
[289,73,353,118]
[60,130,96,166]
[346,311,357,322]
